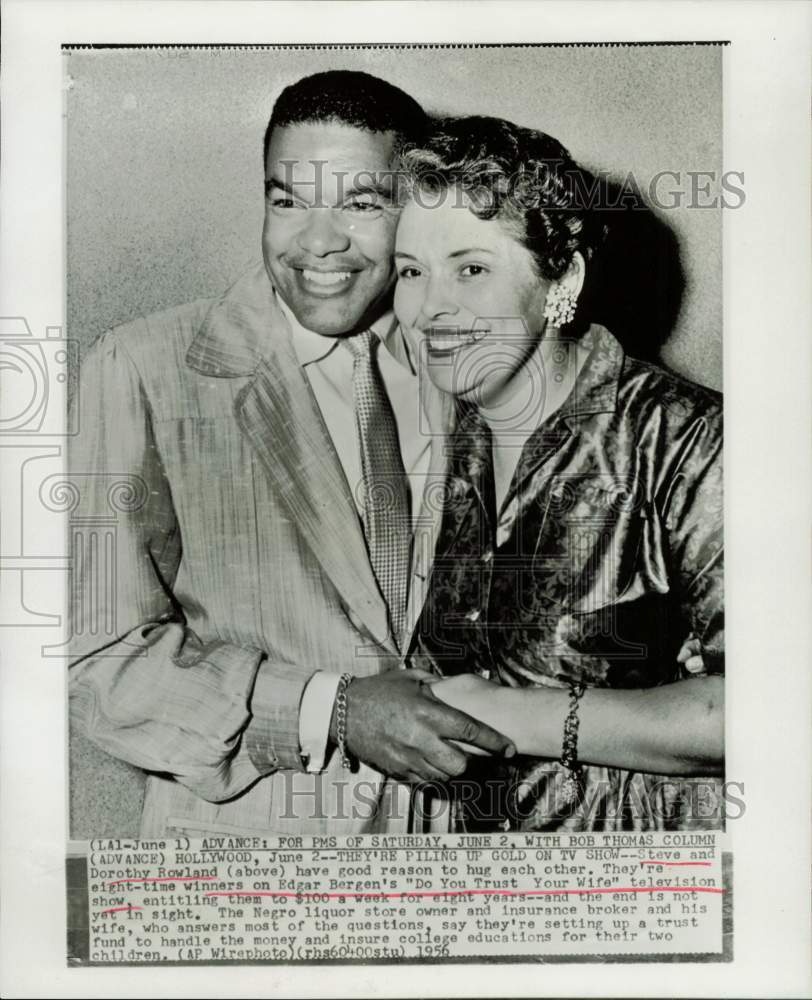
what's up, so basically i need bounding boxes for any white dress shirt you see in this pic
[276,295,431,771]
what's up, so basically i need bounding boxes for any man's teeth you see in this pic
[302,269,352,286]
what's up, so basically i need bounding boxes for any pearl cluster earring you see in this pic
[543,282,577,327]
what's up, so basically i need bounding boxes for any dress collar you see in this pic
[556,324,624,422]
[453,324,623,437]
[449,324,626,496]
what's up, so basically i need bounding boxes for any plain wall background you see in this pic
[66,43,722,388]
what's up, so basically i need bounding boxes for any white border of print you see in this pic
[1,1,810,997]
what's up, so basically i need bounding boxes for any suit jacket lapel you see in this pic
[236,357,395,651]
[187,264,395,652]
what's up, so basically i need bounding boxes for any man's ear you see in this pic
[560,251,586,302]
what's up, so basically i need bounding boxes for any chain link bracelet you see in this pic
[335,672,355,771]
[559,681,586,805]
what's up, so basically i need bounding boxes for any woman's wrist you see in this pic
[500,685,571,757]
[456,676,722,774]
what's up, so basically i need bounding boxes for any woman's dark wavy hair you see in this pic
[398,115,608,282]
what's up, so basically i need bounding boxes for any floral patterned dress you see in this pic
[413,325,724,832]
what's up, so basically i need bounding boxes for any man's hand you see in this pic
[333,670,516,783]
[428,674,519,752]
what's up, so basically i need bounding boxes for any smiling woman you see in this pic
[396,116,724,833]
[395,202,551,410]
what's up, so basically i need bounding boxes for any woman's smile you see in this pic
[424,326,488,357]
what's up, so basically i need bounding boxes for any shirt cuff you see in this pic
[245,662,310,773]
[298,671,341,773]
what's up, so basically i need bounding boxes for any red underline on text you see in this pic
[100,906,142,914]
[108,875,216,887]
[639,860,713,867]
[202,887,724,899]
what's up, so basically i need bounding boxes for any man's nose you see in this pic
[297,208,351,257]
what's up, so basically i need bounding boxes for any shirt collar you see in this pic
[275,289,413,373]
[186,262,415,378]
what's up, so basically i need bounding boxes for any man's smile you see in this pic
[301,268,352,286]
[290,264,364,298]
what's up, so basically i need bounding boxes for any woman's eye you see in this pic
[460,263,488,277]
[398,266,423,280]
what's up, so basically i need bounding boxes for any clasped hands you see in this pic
[330,667,515,784]
[331,635,706,783]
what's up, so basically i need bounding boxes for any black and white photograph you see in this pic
[67,42,726,842]
[1,2,810,997]
[63,39,726,964]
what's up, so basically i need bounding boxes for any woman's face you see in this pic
[394,187,550,407]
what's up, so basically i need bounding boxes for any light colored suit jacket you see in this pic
[69,263,453,839]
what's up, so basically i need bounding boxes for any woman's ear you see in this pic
[561,251,586,302]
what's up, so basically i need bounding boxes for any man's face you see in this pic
[263,122,400,337]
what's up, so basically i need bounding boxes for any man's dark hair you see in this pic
[263,70,428,168]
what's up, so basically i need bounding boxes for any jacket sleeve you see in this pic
[68,329,310,804]
[659,401,725,675]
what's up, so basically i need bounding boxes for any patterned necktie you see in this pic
[345,330,411,650]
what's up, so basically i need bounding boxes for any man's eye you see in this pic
[270,197,303,210]
[460,263,488,277]
[398,266,423,280]
[345,195,381,213]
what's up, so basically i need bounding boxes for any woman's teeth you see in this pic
[429,330,487,349]
[430,333,464,350]
[302,269,352,286]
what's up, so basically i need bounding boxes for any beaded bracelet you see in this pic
[335,672,355,771]
[559,681,586,805]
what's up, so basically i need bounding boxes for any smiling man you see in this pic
[69,70,514,839]
[263,121,399,335]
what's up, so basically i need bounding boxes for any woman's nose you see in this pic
[297,209,351,257]
[420,276,459,323]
